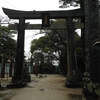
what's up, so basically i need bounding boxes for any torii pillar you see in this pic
[13,17,25,83]
[9,17,27,87]
[65,17,79,87]
[2,10,27,87]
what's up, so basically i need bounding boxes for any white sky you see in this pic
[0,0,61,12]
[0,0,80,58]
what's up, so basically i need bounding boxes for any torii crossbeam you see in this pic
[8,23,84,30]
[3,8,84,19]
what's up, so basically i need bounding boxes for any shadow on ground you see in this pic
[68,94,82,100]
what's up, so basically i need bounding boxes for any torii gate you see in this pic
[2,0,100,99]
[2,7,84,87]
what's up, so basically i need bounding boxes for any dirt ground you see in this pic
[0,74,82,100]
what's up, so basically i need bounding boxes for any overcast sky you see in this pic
[0,0,73,15]
[0,0,80,58]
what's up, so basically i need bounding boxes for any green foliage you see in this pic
[59,0,83,8]
[59,0,80,4]
[30,19,84,75]
[30,36,51,53]
[30,19,68,75]
[0,25,16,62]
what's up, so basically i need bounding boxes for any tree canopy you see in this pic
[59,0,84,9]
[0,25,17,62]
[30,19,84,75]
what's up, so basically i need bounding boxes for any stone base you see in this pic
[7,82,27,88]
[65,81,82,88]
[11,75,31,83]
[23,75,31,82]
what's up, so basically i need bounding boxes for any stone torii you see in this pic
[2,7,84,87]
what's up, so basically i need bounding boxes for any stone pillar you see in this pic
[82,0,100,99]
[65,17,78,87]
[84,0,100,73]
[14,17,25,82]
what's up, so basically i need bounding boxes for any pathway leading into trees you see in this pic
[0,74,82,100]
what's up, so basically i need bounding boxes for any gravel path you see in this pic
[0,74,82,100]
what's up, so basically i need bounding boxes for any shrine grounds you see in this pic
[0,74,82,100]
